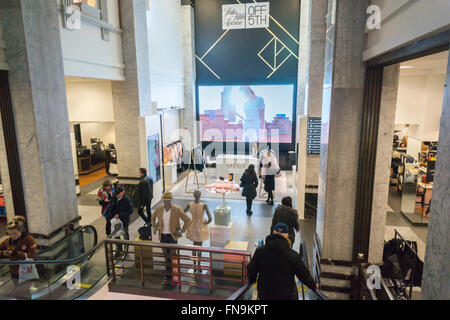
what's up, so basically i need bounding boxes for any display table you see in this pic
[164,162,178,189]
[216,155,258,181]
[210,223,233,271]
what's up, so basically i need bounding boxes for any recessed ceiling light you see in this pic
[400,66,414,69]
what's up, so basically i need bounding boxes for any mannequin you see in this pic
[184,190,212,273]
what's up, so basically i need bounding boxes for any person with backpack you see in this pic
[247,223,318,300]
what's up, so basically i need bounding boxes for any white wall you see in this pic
[395,74,446,142]
[148,0,185,109]
[0,16,7,70]
[66,78,115,122]
[364,0,450,60]
[77,122,116,148]
[395,76,427,125]
[162,110,181,144]
[59,0,125,80]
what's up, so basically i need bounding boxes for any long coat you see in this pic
[240,173,259,199]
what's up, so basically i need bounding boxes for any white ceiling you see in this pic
[400,50,449,76]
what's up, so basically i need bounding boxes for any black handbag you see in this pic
[138,224,152,240]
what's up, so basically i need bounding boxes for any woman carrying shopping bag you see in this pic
[0,216,39,298]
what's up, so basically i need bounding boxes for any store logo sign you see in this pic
[222,2,270,30]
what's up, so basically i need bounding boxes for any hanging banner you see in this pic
[222,2,270,30]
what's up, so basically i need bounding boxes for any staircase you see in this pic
[311,233,353,300]
[319,262,352,300]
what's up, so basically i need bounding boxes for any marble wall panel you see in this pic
[180,4,197,145]
[368,64,399,264]
[112,0,152,178]
[0,0,78,235]
[422,49,450,300]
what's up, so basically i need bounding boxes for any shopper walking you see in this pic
[98,179,113,235]
[261,150,279,205]
[108,187,134,231]
[240,164,259,215]
[152,192,191,280]
[247,223,318,300]
[184,190,212,272]
[137,168,153,225]
[271,196,299,246]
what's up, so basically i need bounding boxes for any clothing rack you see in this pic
[184,146,208,193]
[165,139,183,148]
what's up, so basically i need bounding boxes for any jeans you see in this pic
[161,234,178,277]
[138,200,152,224]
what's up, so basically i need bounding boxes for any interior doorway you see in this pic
[387,50,449,240]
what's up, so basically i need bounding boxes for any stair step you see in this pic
[321,272,351,280]
[321,277,351,289]
[320,264,353,276]
[321,290,351,300]
[321,285,351,294]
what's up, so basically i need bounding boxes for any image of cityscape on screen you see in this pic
[199,85,294,143]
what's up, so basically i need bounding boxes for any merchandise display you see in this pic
[216,155,258,180]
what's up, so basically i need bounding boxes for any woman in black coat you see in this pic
[240,164,259,216]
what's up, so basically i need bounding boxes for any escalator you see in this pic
[0,225,128,300]
[227,241,328,300]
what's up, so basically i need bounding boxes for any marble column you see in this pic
[316,0,368,261]
[422,49,450,300]
[368,65,400,264]
[297,0,327,210]
[0,0,78,244]
[180,3,197,146]
[112,0,152,179]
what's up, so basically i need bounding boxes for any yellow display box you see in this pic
[223,241,249,278]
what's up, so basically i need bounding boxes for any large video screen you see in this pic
[198,85,294,143]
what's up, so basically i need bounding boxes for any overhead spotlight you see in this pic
[400,66,414,69]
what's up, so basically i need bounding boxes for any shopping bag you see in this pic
[18,254,39,284]
[110,217,123,232]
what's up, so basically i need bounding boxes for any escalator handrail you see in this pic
[36,225,98,259]
[0,228,126,266]
[226,284,254,300]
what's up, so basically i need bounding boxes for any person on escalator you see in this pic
[0,216,37,279]
[247,223,318,300]
[108,187,134,231]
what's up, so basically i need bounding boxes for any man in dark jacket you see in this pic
[247,223,318,300]
[137,168,153,225]
[108,187,134,230]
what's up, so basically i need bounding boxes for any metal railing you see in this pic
[0,227,127,300]
[104,238,252,295]
[393,229,419,299]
